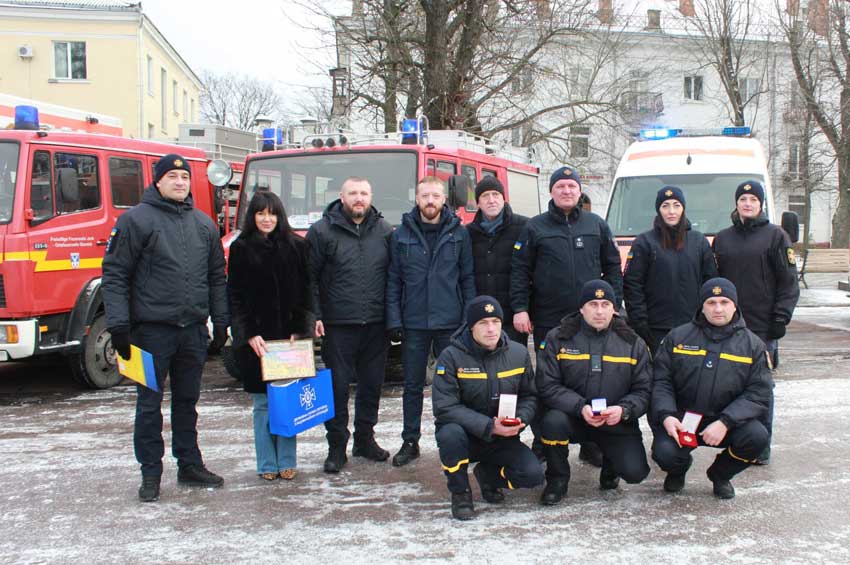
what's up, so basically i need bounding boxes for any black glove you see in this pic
[767,321,786,340]
[388,327,404,343]
[110,327,131,361]
[208,325,228,354]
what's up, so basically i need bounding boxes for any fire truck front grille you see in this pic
[0,274,6,308]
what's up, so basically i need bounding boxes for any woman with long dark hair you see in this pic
[623,186,717,354]
[227,190,311,481]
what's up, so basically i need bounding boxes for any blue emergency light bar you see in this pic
[262,127,283,151]
[721,126,751,136]
[401,118,420,144]
[14,105,39,130]
[640,128,680,140]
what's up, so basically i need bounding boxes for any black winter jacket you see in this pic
[624,218,717,331]
[713,212,799,340]
[306,200,393,325]
[103,185,228,331]
[511,200,623,328]
[537,313,651,434]
[467,204,528,322]
[227,233,312,393]
[651,313,773,429]
[432,326,537,441]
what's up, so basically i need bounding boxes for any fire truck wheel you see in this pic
[70,313,124,389]
[221,345,244,383]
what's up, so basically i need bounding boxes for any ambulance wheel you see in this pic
[70,314,124,389]
[221,345,243,382]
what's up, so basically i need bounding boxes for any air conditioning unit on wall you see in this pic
[18,45,34,58]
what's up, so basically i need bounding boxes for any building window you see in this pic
[190,99,195,122]
[684,75,703,100]
[569,126,590,158]
[147,123,155,139]
[183,90,188,119]
[646,9,661,29]
[161,68,167,131]
[788,141,801,180]
[739,77,761,104]
[173,80,179,115]
[146,56,153,94]
[53,41,86,79]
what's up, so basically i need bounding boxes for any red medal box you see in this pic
[678,430,698,447]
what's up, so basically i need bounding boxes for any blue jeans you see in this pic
[252,393,296,474]
[401,329,453,442]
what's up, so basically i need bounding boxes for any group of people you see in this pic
[101,154,799,520]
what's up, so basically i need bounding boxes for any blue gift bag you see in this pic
[268,369,334,437]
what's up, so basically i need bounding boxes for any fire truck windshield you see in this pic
[0,142,18,224]
[606,173,767,237]
[239,150,418,229]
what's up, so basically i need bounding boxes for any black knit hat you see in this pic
[579,280,616,308]
[474,176,505,202]
[154,153,192,184]
[656,185,686,212]
[466,295,504,327]
[734,179,764,207]
[700,277,738,306]
[549,166,581,191]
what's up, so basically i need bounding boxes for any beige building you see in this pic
[0,0,201,139]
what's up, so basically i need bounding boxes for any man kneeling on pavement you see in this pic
[433,296,544,520]
[651,278,772,499]
[537,280,651,505]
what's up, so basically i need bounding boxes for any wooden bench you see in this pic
[800,248,850,273]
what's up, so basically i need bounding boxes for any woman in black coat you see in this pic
[623,186,717,354]
[227,191,311,481]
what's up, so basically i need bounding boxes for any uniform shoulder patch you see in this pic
[513,241,523,250]
[436,365,446,375]
[106,227,119,254]
[787,247,796,266]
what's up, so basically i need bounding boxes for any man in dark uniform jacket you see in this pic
[466,176,529,344]
[103,154,229,502]
[713,179,798,463]
[433,296,544,520]
[537,280,651,505]
[651,278,772,499]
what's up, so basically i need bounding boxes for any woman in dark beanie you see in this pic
[227,191,312,481]
[623,186,716,354]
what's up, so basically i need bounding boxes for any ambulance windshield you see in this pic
[0,142,19,224]
[240,150,417,229]
[606,173,768,236]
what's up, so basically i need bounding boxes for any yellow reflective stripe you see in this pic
[556,353,589,360]
[719,353,753,365]
[602,355,637,365]
[496,367,524,378]
[500,467,506,479]
[727,447,756,464]
[540,437,569,446]
[2,251,33,261]
[673,347,707,356]
[441,458,470,473]
[0,251,102,271]
[456,372,487,379]
[507,480,514,490]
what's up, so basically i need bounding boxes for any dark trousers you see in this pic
[504,325,529,347]
[651,418,769,481]
[529,326,554,449]
[532,325,553,351]
[401,329,452,442]
[321,323,389,448]
[435,423,545,493]
[132,323,208,477]
[540,409,650,484]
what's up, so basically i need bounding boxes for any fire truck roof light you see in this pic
[722,126,751,136]
[14,105,39,130]
[640,128,679,140]
[401,118,420,144]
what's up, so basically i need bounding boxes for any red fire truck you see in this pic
[0,111,232,388]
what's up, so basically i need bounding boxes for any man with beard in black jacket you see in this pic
[651,278,772,499]
[433,296,544,520]
[713,179,798,464]
[307,177,394,473]
[103,154,229,502]
[536,280,651,505]
[466,176,529,345]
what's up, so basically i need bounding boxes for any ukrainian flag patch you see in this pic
[538,340,546,350]
[514,241,522,250]
[436,366,446,375]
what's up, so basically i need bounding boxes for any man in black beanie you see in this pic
[713,179,799,464]
[651,278,773,499]
[467,176,529,345]
[536,280,651,505]
[432,296,543,520]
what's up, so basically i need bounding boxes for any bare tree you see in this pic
[199,71,286,131]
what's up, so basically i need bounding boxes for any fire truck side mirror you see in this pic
[447,175,469,210]
[781,211,800,243]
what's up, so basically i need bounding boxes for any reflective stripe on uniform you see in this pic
[442,458,470,473]
[456,372,487,379]
[500,467,514,490]
[496,367,524,378]
[719,353,753,364]
[726,447,756,464]
[602,355,637,365]
[556,353,589,361]
[673,347,707,356]
[541,437,569,446]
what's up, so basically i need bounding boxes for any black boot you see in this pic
[754,446,771,466]
[663,472,686,493]
[450,490,475,520]
[392,441,420,467]
[707,468,735,499]
[473,464,505,503]
[323,445,348,473]
[138,475,160,502]
[599,466,620,490]
[353,436,390,462]
[540,479,568,505]
[579,442,603,468]
[177,464,224,488]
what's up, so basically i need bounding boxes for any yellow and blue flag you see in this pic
[117,345,158,391]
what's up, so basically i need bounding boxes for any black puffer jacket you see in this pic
[511,200,623,328]
[432,326,537,441]
[624,218,717,331]
[103,184,228,330]
[651,313,773,429]
[467,204,528,324]
[306,200,392,325]
[713,212,799,340]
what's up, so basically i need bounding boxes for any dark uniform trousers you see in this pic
[436,423,544,494]
[651,417,768,481]
[402,329,453,442]
[321,323,388,447]
[541,409,650,483]
[132,322,208,477]
[529,326,554,449]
